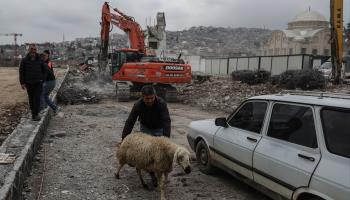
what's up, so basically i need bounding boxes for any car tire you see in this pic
[195,140,215,174]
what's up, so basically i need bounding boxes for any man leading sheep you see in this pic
[120,85,171,186]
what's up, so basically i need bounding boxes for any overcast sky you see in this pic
[0,0,349,45]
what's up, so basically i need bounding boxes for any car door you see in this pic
[213,101,268,179]
[253,102,321,199]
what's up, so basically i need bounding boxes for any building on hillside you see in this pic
[262,10,331,56]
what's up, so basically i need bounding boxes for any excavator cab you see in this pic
[110,49,143,75]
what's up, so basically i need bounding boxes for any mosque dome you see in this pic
[288,10,329,30]
[291,10,328,22]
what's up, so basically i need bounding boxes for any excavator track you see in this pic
[163,87,178,102]
[155,84,178,102]
[115,82,130,102]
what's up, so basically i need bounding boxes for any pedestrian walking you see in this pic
[40,50,59,113]
[19,44,46,121]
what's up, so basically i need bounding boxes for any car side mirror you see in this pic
[215,117,228,128]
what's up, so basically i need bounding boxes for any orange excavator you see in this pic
[99,2,191,101]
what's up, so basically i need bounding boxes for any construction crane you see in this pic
[330,0,343,84]
[0,33,23,59]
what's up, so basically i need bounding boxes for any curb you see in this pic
[0,67,70,200]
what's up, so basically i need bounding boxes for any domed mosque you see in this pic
[263,9,330,56]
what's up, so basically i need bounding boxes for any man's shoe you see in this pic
[53,106,60,114]
[32,116,41,121]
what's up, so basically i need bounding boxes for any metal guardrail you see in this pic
[278,90,350,100]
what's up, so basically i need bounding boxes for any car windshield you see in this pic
[320,62,332,69]
[321,108,350,158]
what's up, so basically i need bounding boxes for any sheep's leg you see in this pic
[157,173,166,200]
[136,168,148,188]
[115,162,125,179]
[150,172,158,187]
[164,172,169,184]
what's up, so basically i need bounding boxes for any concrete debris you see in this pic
[58,87,100,105]
[0,153,16,164]
[50,131,67,138]
[58,67,115,105]
[179,77,281,113]
[179,77,350,113]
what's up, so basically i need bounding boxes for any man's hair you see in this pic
[27,44,36,52]
[43,50,50,55]
[141,85,156,95]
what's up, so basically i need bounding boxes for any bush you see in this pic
[278,70,298,89]
[278,69,325,90]
[231,70,271,85]
[295,69,325,90]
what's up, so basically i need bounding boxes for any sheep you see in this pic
[115,132,191,200]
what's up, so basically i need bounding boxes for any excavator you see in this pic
[98,2,191,101]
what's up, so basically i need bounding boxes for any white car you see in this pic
[317,62,332,79]
[187,91,350,200]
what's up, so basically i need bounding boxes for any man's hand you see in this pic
[21,84,26,90]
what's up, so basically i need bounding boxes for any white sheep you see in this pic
[115,132,191,200]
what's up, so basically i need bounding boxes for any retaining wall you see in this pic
[0,67,69,200]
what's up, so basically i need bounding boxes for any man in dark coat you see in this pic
[121,85,171,139]
[120,85,171,186]
[19,44,46,121]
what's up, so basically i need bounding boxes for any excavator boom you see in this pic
[101,2,145,54]
[330,0,344,84]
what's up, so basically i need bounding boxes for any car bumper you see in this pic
[187,134,195,151]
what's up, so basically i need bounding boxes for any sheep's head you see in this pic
[173,146,191,174]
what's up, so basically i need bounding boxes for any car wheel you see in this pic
[298,194,325,200]
[195,140,215,174]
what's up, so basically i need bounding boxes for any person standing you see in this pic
[19,44,46,121]
[40,50,59,113]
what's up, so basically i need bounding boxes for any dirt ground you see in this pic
[0,67,27,144]
[23,100,268,200]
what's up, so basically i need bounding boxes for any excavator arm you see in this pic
[100,2,145,54]
[330,0,343,84]
[99,2,146,72]
[98,2,111,72]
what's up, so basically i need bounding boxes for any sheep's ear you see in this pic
[172,148,179,168]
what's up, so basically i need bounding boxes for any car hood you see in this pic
[189,119,220,136]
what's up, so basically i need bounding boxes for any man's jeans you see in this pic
[40,80,57,111]
[140,124,163,137]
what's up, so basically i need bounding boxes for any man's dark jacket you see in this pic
[122,96,171,139]
[19,54,46,85]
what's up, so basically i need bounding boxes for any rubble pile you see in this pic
[58,69,101,105]
[179,76,350,113]
[58,67,115,105]
[0,103,27,144]
[179,78,281,113]
[58,87,100,105]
